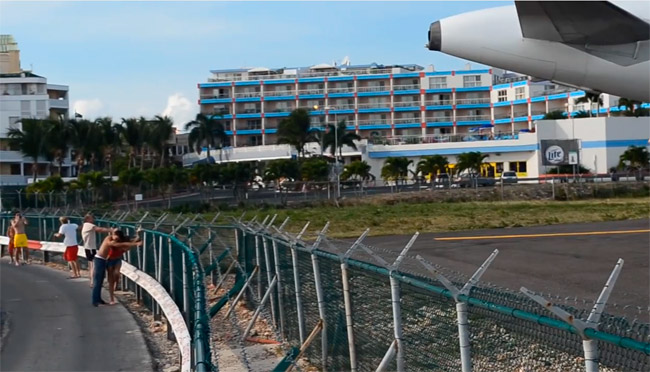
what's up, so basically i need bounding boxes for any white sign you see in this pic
[545,145,565,165]
[135,194,143,201]
[568,151,578,165]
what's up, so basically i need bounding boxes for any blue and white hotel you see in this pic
[192,62,649,181]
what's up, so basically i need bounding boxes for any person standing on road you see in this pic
[81,214,113,287]
[92,229,142,307]
[11,212,28,266]
[55,217,81,279]
[106,227,142,304]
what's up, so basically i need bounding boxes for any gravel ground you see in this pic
[207,274,318,372]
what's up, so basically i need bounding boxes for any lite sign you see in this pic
[540,140,580,166]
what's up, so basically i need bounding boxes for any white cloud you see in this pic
[161,93,196,130]
[72,99,105,119]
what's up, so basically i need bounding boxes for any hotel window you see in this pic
[463,75,481,87]
[223,121,232,131]
[429,76,447,89]
[246,120,261,130]
[509,161,527,173]
[244,103,259,113]
[515,87,526,100]
[497,90,507,102]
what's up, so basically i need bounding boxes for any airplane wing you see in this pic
[515,1,650,45]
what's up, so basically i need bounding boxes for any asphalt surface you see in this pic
[0,260,153,372]
[360,219,650,319]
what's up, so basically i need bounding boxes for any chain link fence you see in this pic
[210,216,650,372]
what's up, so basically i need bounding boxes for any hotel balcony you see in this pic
[366,130,537,159]
[49,98,68,109]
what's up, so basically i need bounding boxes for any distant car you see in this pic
[454,174,496,188]
[500,171,518,184]
[434,173,451,188]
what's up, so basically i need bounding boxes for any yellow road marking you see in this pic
[434,229,650,241]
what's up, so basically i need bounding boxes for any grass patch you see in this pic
[209,197,650,238]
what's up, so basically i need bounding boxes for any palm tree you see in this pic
[575,92,603,117]
[69,118,104,174]
[7,119,51,183]
[618,146,649,180]
[322,119,361,159]
[185,113,228,163]
[381,157,413,187]
[276,109,319,158]
[456,151,489,178]
[149,115,175,168]
[618,98,649,117]
[341,160,374,191]
[543,111,566,120]
[119,117,146,169]
[48,117,71,176]
[95,117,121,177]
[416,155,449,188]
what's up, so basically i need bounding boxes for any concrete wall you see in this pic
[534,117,650,174]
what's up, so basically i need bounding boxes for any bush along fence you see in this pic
[0,210,214,372]
[199,215,649,372]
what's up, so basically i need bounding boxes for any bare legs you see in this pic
[107,262,121,305]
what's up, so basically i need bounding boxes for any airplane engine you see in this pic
[427,2,650,101]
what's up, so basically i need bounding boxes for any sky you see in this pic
[0,1,507,129]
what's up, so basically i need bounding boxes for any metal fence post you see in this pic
[416,249,499,372]
[522,258,624,372]
[168,235,175,300]
[262,235,277,328]
[361,232,419,372]
[208,229,215,285]
[340,228,370,372]
[287,221,310,345]
[309,222,330,371]
[182,251,190,324]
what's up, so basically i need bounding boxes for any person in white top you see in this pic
[81,214,113,287]
[54,216,81,279]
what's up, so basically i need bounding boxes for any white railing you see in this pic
[328,86,356,93]
[267,106,293,113]
[200,94,230,99]
[49,98,68,109]
[424,100,452,106]
[340,68,393,76]
[494,113,512,120]
[429,84,448,89]
[427,116,453,122]
[327,104,356,110]
[393,117,420,124]
[236,109,262,114]
[463,82,482,88]
[358,119,390,125]
[455,115,491,121]
[234,92,261,98]
[297,89,325,95]
[369,130,523,146]
[264,90,295,97]
[393,84,420,91]
[394,101,420,107]
[513,111,528,117]
[456,98,490,105]
[357,85,389,93]
[357,102,391,109]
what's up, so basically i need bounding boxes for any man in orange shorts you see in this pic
[55,216,81,279]
[11,212,28,266]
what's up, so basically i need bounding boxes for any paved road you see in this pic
[0,260,153,371]
[360,219,650,318]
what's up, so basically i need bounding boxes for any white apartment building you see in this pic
[0,35,71,186]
